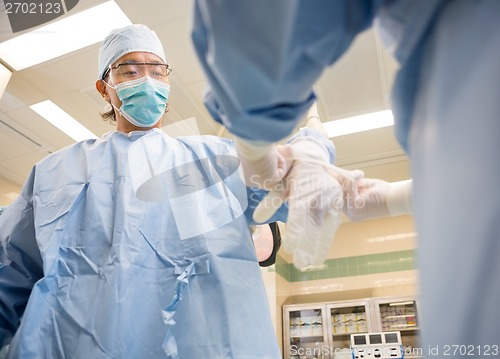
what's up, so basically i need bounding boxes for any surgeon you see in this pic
[0,24,338,359]
[191,0,500,357]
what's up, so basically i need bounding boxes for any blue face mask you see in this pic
[109,76,170,128]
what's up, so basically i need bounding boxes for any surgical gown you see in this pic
[192,0,500,355]
[0,129,333,358]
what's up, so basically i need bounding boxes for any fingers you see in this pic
[284,171,343,268]
[241,144,294,190]
[252,141,354,268]
[285,198,342,269]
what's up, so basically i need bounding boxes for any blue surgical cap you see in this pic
[98,24,167,79]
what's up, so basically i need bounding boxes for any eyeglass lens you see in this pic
[113,63,171,80]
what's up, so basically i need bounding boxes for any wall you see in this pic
[0,176,21,206]
[261,215,419,356]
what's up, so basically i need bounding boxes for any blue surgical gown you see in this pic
[192,0,443,149]
[192,0,500,355]
[0,129,334,358]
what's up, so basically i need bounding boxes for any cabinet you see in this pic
[284,304,329,359]
[326,300,374,359]
[283,297,421,359]
[372,296,421,358]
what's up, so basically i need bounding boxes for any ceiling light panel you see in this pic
[324,110,394,138]
[0,62,12,98]
[0,1,132,71]
[30,100,98,142]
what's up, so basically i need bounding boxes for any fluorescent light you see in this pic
[389,301,414,307]
[30,100,98,142]
[0,1,132,70]
[0,63,12,98]
[323,110,394,138]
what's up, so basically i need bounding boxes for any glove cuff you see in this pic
[386,180,413,216]
[235,136,274,161]
[289,136,330,163]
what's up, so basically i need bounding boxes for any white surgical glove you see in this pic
[254,137,343,269]
[344,178,413,221]
[244,111,361,269]
[235,139,293,190]
[236,103,363,269]
[234,101,326,190]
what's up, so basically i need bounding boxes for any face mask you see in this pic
[107,76,170,127]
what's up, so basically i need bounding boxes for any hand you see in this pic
[234,100,325,190]
[235,139,293,190]
[252,137,344,269]
[344,178,413,221]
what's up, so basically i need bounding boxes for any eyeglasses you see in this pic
[103,62,172,81]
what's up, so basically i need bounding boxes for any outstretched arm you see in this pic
[344,178,413,221]
[191,0,378,142]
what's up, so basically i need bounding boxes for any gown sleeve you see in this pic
[191,0,378,142]
[0,168,43,348]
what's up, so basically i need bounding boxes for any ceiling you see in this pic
[0,0,411,203]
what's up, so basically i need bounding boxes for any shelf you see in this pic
[290,323,323,327]
[384,314,416,319]
[290,335,326,344]
[386,325,419,330]
[331,332,367,337]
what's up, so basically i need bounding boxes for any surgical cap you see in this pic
[98,24,167,79]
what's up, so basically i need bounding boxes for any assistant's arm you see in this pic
[0,170,43,348]
[344,178,413,221]
[191,0,379,143]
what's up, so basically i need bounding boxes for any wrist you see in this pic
[289,136,330,163]
[235,136,274,161]
[386,180,413,216]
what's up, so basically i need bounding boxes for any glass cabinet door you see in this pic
[326,301,372,359]
[283,305,329,359]
[373,297,422,358]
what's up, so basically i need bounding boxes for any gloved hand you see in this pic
[245,110,362,270]
[252,136,343,268]
[344,178,413,221]
[235,139,293,190]
[236,102,364,269]
[234,102,325,190]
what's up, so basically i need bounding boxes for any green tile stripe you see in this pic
[275,250,416,282]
